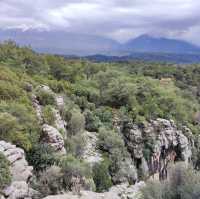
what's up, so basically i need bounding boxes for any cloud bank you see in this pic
[0,0,200,44]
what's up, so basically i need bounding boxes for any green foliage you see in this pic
[93,160,113,192]
[65,134,86,158]
[42,105,56,126]
[27,144,57,171]
[68,110,85,136]
[141,163,200,199]
[36,166,63,196]
[36,89,55,106]
[84,110,101,132]
[59,155,92,190]
[94,107,113,128]
[98,128,125,153]
[0,153,11,190]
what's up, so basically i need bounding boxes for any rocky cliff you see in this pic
[0,141,35,199]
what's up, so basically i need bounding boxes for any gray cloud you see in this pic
[0,0,200,44]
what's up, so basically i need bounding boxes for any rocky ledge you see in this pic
[0,141,35,199]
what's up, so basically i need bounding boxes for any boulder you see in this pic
[42,124,66,155]
[52,108,67,138]
[0,141,34,199]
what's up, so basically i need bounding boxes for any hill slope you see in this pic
[124,34,200,54]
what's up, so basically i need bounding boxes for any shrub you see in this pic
[27,144,57,171]
[0,80,23,100]
[141,163,200,199]
[0,153,11,190]
[68,110,85,136]
[36,166,63,196]
[98,128,125,153]
[84,110,101,132]
[36,90,55,106]
[94,107,113,128]
[0,112,19,139]
[59,155,92,191]
[42,105,56,126]
[65,134,86,158]
[93,160,112,192]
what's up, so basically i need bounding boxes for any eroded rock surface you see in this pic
[122,118,193,179]
[82,131,102,165]
[42,124,66,155]
[0,141,34,199]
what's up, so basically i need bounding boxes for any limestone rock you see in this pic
[82,131,102,165]
[0,141,33,199]
[122,118,193,177]
[52,108,67,138]
[55,95,65,110]
[32,94,43,123]
[42,124,66,155]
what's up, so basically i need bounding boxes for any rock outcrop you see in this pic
[0,141,34,199]
[82,131,102,165]
[32,85,67,154]
[42,124,66,155]
[42,181,145,199]
[32,94,43,123]
[52,108,67,138]
[122,118,193,179]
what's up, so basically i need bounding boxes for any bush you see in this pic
[59,155,92,191]
[68,110,85,136]
[0,80,22,100]
[36,166,63,196]
[36,90,55,106]
[27,144,57,171]
[141,163,200,199]
[42,105,56,126]
[93,160,112,192]
[94,107,113,128]
[0,153,11,190]
[65,134,86,158]
[84,110,101,132]
[98,128,125,153]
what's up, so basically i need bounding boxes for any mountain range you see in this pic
[0,29,200,62]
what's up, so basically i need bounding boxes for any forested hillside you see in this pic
[1,41,200,199]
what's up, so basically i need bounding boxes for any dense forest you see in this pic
[1,41,200,199]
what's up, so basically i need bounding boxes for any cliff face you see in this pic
[122,118,193,180]
[0,141,35,199]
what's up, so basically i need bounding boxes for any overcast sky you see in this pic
[0,0,200,44]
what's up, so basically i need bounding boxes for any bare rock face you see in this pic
[42,181,145,199]
[122,118,193,178]
[42,124,66,155]
[55,95,65,110]
[0,141,34,199]
[82,131,102,165]
[52,108,67,138]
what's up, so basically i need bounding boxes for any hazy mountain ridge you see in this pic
[1,29,200,57]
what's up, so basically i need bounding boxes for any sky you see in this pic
[0,0,200,44]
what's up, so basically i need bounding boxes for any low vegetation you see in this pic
[1,41,200,197]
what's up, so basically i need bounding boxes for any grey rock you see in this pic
[82,131,102,165]
[0,141,33,199]
[42,124,66,155]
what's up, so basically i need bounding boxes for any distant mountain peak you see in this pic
[125,34,200,54]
